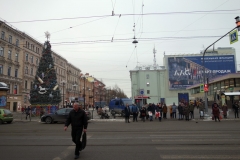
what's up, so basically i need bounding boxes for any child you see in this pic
[156,111,161,121]
[148,111,153,121]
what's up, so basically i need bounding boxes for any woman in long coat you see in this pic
[212,103,220,122]
[162,104,168,119]
[183,105,190,121]
[222,103,228,119]
[140,107,147,122]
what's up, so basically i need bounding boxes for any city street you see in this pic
[0,117,240,160]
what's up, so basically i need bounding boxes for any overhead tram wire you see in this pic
[136,1,144,39]
[111,0,117,16]
[172,0,231,37]
[126,45,137,68]
[49,35,239,46]
[36,16,109,39]
[111,14,121,42]
[7,8,240,23]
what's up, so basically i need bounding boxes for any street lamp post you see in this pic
[202,16,240,116]
[80,74,89,110]
[61,81,65,108]
[72,84,78,103]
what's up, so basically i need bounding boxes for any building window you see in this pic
[25,80,28,89]
[14,85,17,94]
[146,74,149,79]
[8,50,11,59]
[15,53,18,62]
[30,68,33,75]
[25,66,28,74]
[0,47,3,56]
[7,84,10,94]
[1,31,5,39]
[31,82,33,89]
[9,35,12,43]
[7,66,11,76]
[147,90,150,94]
[146,82,150,87]
[36,58,39,65]
[15,69,18,77]
[0,64,3,74]
[53,57,55,62]
[30,56,33,63]
[25,53,28,61]
[16,39,19,47]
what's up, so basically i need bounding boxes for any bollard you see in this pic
[92,109,93,119]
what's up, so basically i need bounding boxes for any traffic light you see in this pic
[204,84,209,92]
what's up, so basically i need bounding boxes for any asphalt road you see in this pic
[0,119,240,160]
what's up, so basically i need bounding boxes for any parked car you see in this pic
[0,109,13,124]
[41,108,91,124]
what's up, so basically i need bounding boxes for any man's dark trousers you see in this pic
[125,116,130,123]
[235,111,239,118]
[71,128,83,156]
[133,113,138,122]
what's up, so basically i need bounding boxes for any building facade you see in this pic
[130,47,237,106]
[187,73,240,107]
[0,20,83,111]
[0,21,25,111]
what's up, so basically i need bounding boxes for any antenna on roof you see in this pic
[153,46,157,70]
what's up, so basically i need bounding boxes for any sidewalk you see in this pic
[12,112,41,122]
[12,107,239,122]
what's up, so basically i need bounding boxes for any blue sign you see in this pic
[0,96,6,107]
[168,55,236,90]
[140,89,144,95]
[229,30,238,44]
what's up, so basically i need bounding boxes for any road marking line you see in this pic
[153,139,240,142]
[160,155,240,159]
[52,146,75,160]
[150,134,230,137]
[156,147,240,150]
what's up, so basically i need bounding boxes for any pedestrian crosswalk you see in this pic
[153,134,240,159]
[159,155,240,159]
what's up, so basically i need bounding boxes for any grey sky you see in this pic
[1,0,240,97]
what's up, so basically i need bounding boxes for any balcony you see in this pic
[0,56,6,63]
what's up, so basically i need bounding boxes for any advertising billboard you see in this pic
[168,55,236,90]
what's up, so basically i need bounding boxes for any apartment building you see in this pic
[0,20,83,111]
[0,21,24,111]
[52,52,68,108]
[65,63,81,105]
[22,34,42,109]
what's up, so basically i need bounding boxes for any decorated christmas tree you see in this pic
[29,37,61,105]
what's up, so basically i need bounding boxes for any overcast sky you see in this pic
[1,0,240,97]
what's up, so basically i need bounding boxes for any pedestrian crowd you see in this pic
[123,100,240,123]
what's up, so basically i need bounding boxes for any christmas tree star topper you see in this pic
[45,31,50,41]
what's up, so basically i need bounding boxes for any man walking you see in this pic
[25,106,31,120]
[64,102,88,159]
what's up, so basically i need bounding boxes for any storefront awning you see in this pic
[134,96,151,99]
[224,92,240,96]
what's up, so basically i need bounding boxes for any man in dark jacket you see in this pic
[64,102,88,159]
[124,103,131,123]
[233,102,239,118]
